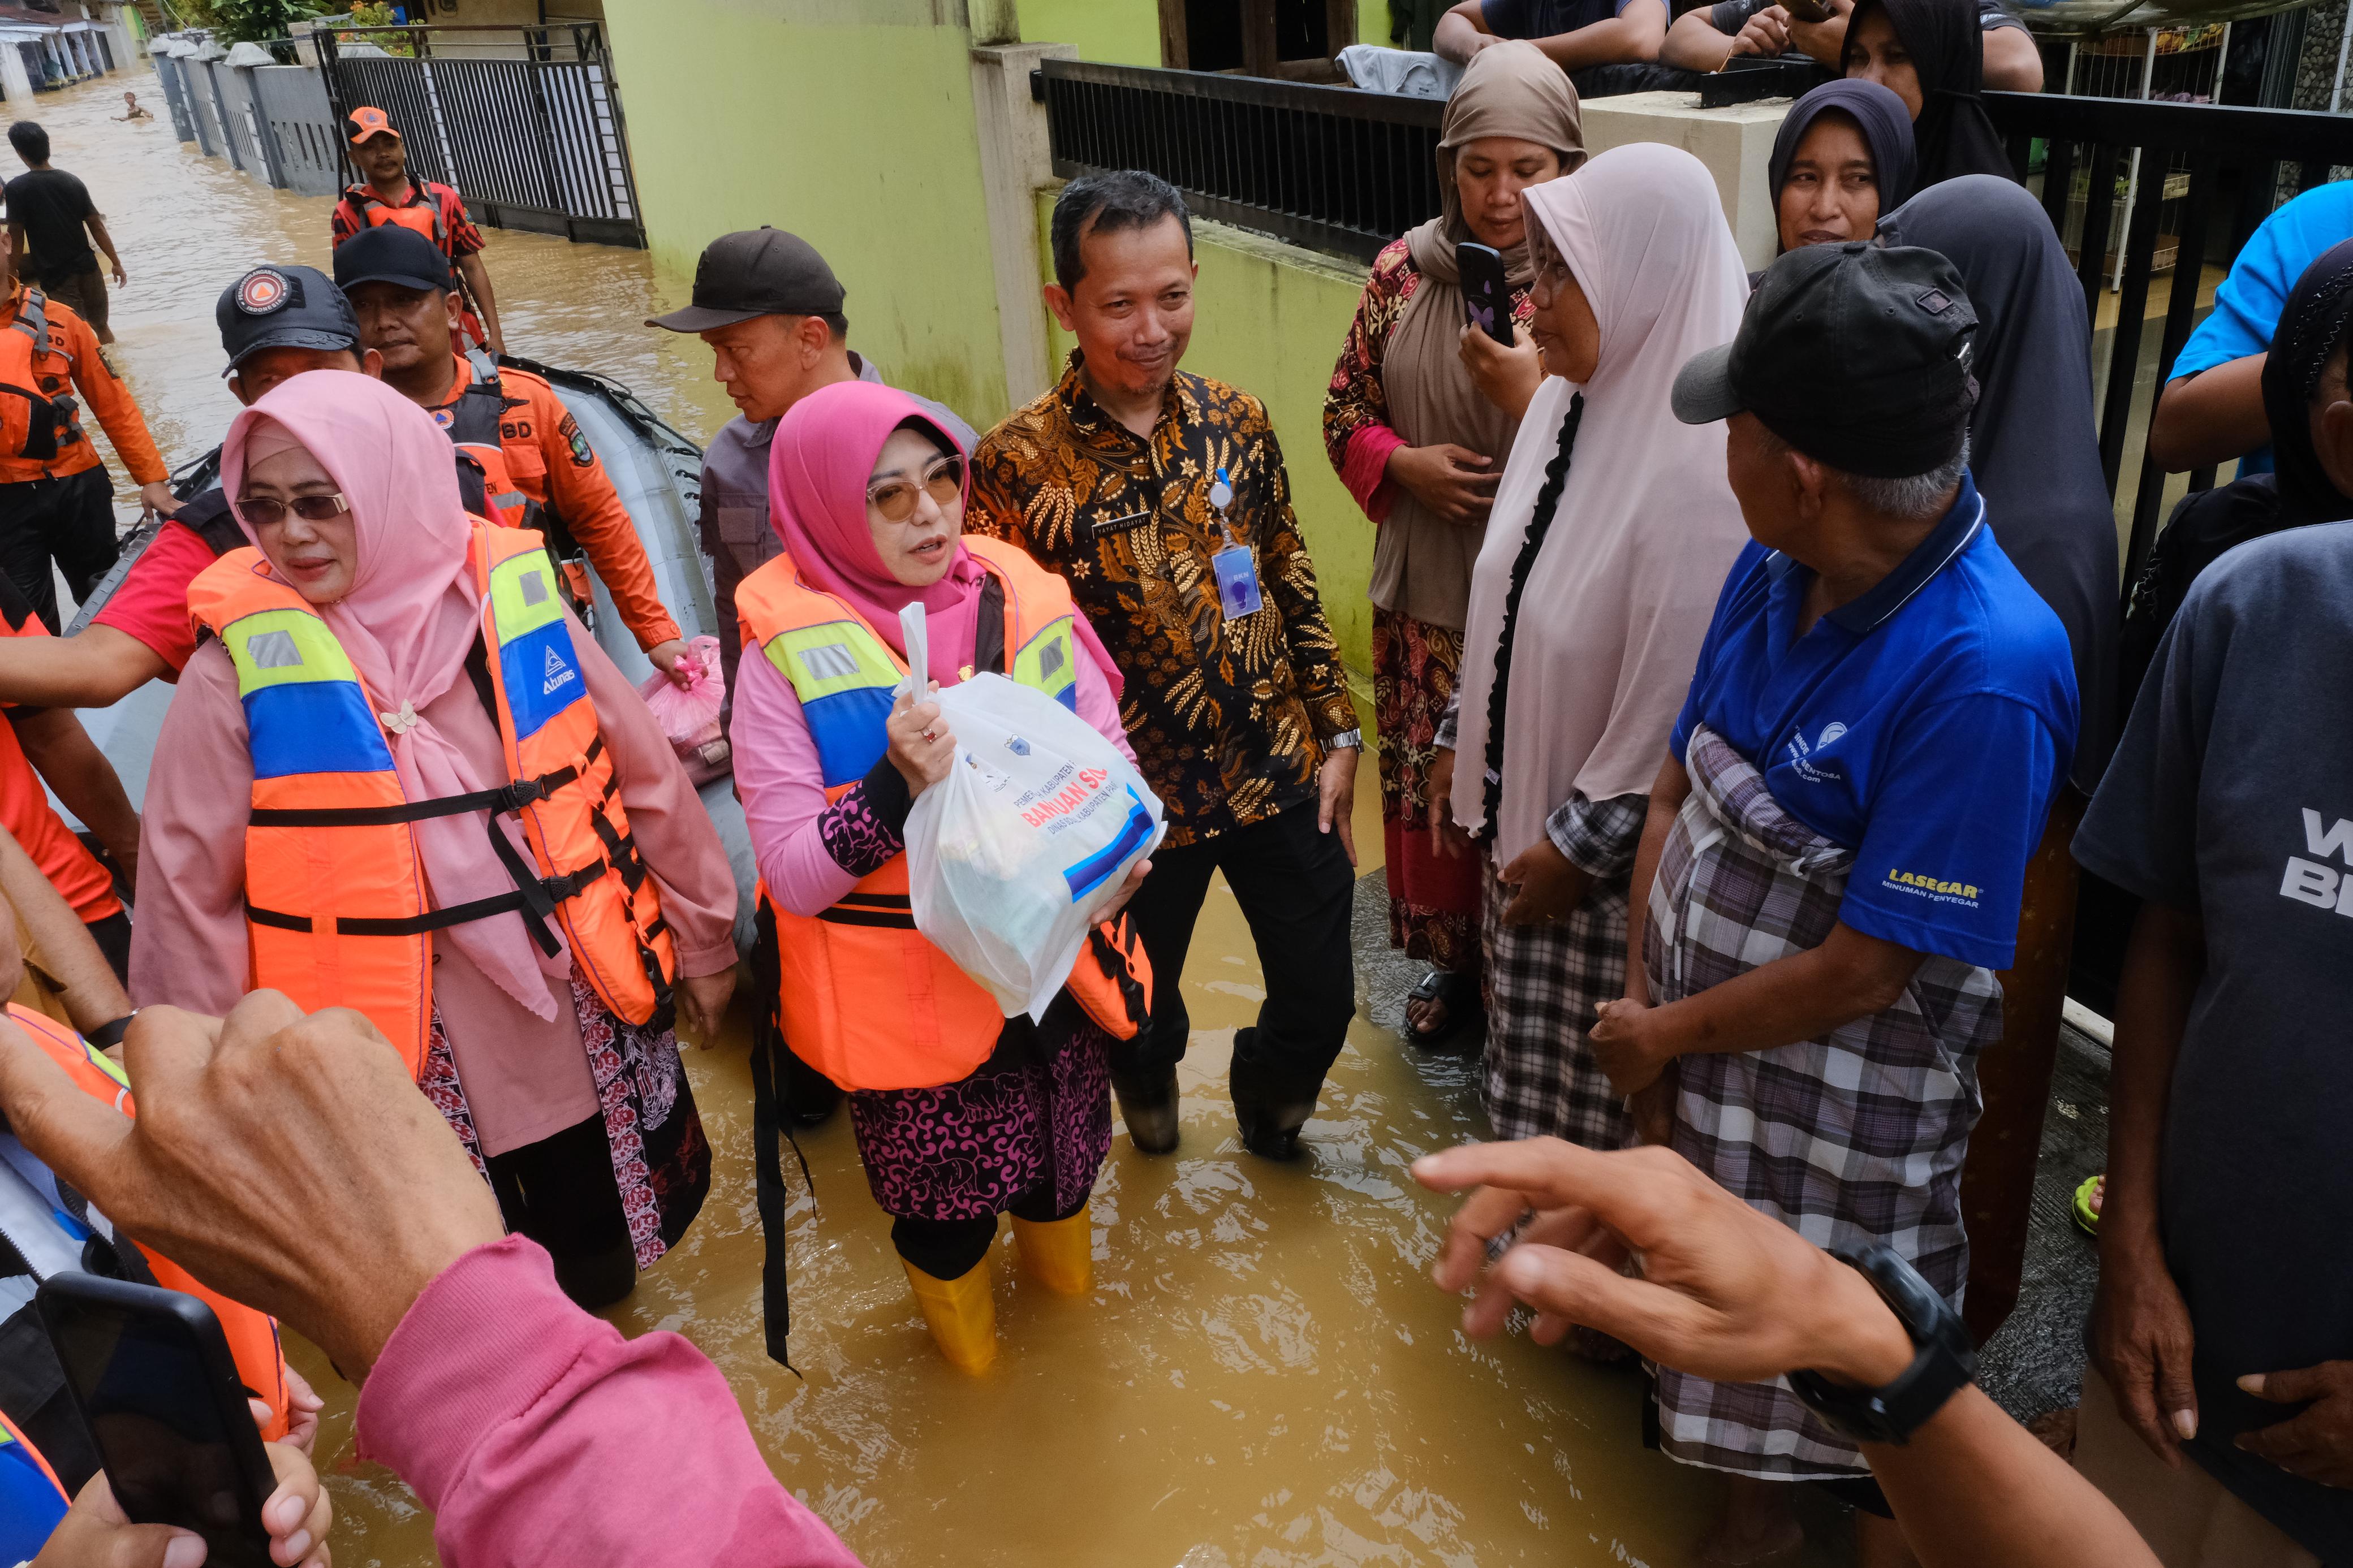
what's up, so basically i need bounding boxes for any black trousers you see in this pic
[894,1186,1087,1282]
[0,466,119,633]
[485,1113,635,1309]
[1121,801,1356,1098]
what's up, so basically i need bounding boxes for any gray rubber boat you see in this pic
[61,360,761,955]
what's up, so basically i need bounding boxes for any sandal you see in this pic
[1402,969,1481,1050]
[2073,1173,2104,1237]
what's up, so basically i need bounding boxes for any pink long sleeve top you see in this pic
[733,621,1135,918]
[357,1235,865,1567]
[131,607,740,1156]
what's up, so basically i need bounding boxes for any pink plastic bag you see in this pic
[639,634,730,785]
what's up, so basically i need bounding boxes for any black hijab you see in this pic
[1768,80,1920,254]
[1880,175,2119,787]
[1845,0,2016,188]
[2118,238,2353,711]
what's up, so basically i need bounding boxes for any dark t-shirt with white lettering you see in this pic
[2074,521,2353,1561]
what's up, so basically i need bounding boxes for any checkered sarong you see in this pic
[1479,848,1632,1150]
[1643,725,1999,1480]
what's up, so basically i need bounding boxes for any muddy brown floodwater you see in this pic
[28,71,1853,1568]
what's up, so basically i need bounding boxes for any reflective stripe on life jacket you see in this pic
[184,523,676,1076]
[3,1004,292,1442]
[437,368,538,530]
[736,535,1145,1091]
[1,290,80,464]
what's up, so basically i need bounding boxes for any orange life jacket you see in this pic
[344,183,460,275]
[0,290,83,463]
[736,535,1150,1092]
[185,522,677,1078]
[434,365,539,531]
[6,1004,291,1442]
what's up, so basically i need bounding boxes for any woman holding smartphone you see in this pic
[1321,39,1584,1052]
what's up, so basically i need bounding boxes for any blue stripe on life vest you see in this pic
[804,684,897,788]
[0,1438,69,1557]
[1063,787,1154,901]
[242,679,396,780]
[498,616,585,742]
[1056,684,1078,713]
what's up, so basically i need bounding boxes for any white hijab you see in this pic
[1451,143,1754,863]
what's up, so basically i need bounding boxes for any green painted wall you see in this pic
[601,1,1011,427]
[1012,1,1400,63]
[1037,192,1378,676]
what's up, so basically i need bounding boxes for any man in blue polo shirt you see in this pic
[1587,241,2077,1566]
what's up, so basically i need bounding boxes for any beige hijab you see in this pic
[1372,41,1584,631]
[1451,145,1754,864]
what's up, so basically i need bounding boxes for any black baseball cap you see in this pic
[216,265,359,375]
[1673,243,1979,478]
[645,227,845,332]
[332,224,451,295]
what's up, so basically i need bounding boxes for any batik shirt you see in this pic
[969,353,1360,846]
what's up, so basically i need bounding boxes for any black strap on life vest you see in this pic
[176,488,245,556]
[747,895,817,1376]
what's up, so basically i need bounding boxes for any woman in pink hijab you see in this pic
[733,380,1144,1375]
[133,373,740,1311]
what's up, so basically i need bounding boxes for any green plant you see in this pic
[206,0,316,42]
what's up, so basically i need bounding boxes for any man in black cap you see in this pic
[647,227,975,702]
[0,264,388,711]
[1579,242,2078,1565]
[337,224,691,684]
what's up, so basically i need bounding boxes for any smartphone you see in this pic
[36,1275,276,1568]
[1456,241,1515,348]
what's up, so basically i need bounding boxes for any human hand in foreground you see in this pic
[1318,745,1359,867]
[1385,443,1497,526]
[32,1398,333,1568]
[1497,836,1589,926]
[673,969,736,1049]
[2238,1361,2353,1488]
[277,1366,324,1457]
[2090,1232,2201,1467]
[1457,319,1544,424]
[1730,6,1791,57]
[139,482,179,525]
[0,992,502,1380]
[886,684,955,794]
[1413,1138,1915,1386]
[1096,858,1153,924]
[646,638,693,690]
[1426,747,1472,861]
[1587,995,1671,1097]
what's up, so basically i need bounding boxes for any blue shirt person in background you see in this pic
[2149,180,2353,478]
[1579,242,2076,1567]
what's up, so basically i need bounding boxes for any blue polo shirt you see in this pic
[1670,474,2078,970]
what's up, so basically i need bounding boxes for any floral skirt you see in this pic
[421,967,710,1272]
[1373,605,1482,975]
[846,1000,1114,1224]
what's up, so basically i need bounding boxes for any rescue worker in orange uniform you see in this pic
[133,376,738,1311]
[0,271,174,633]
[329,104,503,356]
[734,382,1153,1373]
[333,226,693,687]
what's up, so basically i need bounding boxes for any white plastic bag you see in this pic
[898,604,1165,1020]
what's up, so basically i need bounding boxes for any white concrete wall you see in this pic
[1583,90,1791,272]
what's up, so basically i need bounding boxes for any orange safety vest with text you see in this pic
[185,523,677,1077]
[736,535,1150,1092]
[6,1004,291,1442]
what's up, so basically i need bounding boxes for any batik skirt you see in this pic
[422,965,710,1272]
[1644,725,2000,1481]
[1373,606,1484,975]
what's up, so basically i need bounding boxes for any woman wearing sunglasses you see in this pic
[132,374,742,1312]
[734,380,1150,1373]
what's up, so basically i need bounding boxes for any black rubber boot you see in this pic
[1111,1064,1182,1154]
[1227,1029,1321,1161]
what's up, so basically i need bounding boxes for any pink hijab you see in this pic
[221,373,559,1022]
[1451,145,1755,863]
[766,379,1119,691]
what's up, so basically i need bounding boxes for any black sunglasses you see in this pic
[234,493,350,528]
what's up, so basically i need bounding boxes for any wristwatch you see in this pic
[1326,728,1363,751]
[1786,1243,1977,1446]
[85,1011,138,1051]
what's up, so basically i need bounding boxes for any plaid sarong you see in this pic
[1643,725,2000,1480]
[1480,848,1631,1150]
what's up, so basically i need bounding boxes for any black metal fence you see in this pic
[316,23,642,248]
[1985,92,2353,591]
[1041,58,1441,262]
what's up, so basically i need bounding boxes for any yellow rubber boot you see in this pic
[1011,1205,1093,1297]
[902,1257,997,1373]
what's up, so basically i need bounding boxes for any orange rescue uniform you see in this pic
[0,284,165,489]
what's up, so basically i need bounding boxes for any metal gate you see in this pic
[315,23,642,248]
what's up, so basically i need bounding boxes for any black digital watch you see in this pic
[1786,1243,1977,1446]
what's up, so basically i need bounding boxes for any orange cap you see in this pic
[346,105,400,145]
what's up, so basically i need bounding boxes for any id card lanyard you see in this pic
[1208,467,1264,620]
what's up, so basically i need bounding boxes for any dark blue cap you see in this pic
[216,265,360,373]
[331,224,451,295]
